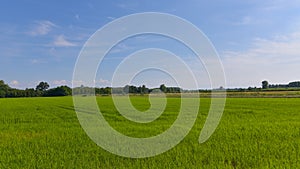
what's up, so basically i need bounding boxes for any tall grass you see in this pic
[0,96,299,168]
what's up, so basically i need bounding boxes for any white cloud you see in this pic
[71,80,83,87]
[53,35,77,47]
[107,16,115,20]
[97,78,110,85]
[10,80,19,87]
[52,80,68,86]
[222,31,300,87]
[28,20,57,36]
[72,79,110,87]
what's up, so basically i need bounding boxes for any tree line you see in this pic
[0,80,182,98]
[2,79,299,98]
[73,84,181,95]
[0,80,72,98]
[262,80,300,89]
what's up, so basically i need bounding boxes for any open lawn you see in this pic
[0,96,299,168]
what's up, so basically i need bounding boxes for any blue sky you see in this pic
[1,0,300,89]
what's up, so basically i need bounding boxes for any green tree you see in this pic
[288,81,300,87]
[141,85,148,94]
[262,80,269,89]
[123,85,130,94]
[36,82,50,91]
[0,80,10,98]
[25,88,37,97]
[159,84,167,93]
[45,86,71,96]
[0,90,5,98]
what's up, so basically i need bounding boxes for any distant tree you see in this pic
[0,80,10,97]
[0,90,5,98]
[129,86,138,93]
[262,80,269,89]
[141,85,148,94]
[166,87,181,93]
[25,88,37,97]
[288,81,300,88]
[123,85,130,94]
[159,84,167,93]
[0,80,10,90]
[94,87,112,95]
[45,86,71,96]
[104,87,111,95]
[36,82,49,91]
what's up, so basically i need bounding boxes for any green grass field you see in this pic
[0,96,299,168]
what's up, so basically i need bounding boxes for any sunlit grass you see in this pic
[0,96,299,168]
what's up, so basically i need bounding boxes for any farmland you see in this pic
[0,96,299,168]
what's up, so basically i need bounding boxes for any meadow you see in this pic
[0,96,299,168]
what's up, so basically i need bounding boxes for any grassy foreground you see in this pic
[0,96,299,168]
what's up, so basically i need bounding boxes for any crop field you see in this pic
[0,96,299,168]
